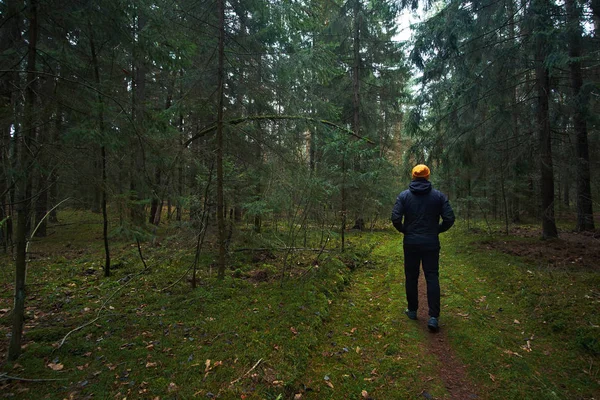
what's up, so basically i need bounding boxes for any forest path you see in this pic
[297,233,479,399]
[416,276,479,399]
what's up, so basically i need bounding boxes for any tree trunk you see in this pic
[8,0,38,361]
[177,108,184,222]
[591,0,600,34]
[33,171,48,237]
[33,76,55,238]
[216,0,226,279]
[88,20,111,277]
[0,0,21,250]
[508,0,521,224]
[341,153,346,252]
[149,168,161,225]
[566,0,595,231]
[534,0,558,238]
[351,0,363,232]
[91,155,101,213]
[352,0,361,138]
[49,94,62,224]
[130,10,147,227]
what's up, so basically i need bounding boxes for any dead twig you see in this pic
[229,358,263,386]
[26,197,71,254]
[136,238,148,271]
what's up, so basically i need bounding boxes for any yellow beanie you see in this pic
[412,164,430,180]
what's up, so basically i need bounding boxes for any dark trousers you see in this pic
[403,244,441,318]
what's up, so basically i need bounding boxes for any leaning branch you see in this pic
[183,115,375,147]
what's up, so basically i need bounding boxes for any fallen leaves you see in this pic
[204,359,223,379]
[47,362,64,371]
[343,327,358,336]
[521,340,532,352]
[168,382,178,392]
[105,363,118,371]
[503,349,522,358]
[76,363,89,371]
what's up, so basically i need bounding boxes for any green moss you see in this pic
[1,214,598,399]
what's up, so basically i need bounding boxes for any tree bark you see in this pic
[8,0,38,361]
[149,168,161,225]
[88,20,111,277]
[534,0,558,239]
[216,0,226,279]
[566,0,595,231]
[591,0,600,34]
[0,0,21,250]
[350,0,362,233]
[49,84,62,224]
[130,9,147,227]
[352,0,361,138]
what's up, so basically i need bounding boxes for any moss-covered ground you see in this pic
[0,211,598,399]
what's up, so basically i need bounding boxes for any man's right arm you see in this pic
[391,194,404,233]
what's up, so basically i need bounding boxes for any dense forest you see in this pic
[1,0,598,370]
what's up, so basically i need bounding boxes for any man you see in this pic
[391,164,455,332]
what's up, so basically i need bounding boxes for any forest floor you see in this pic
[481,226,600,271]
[0,211,599,399]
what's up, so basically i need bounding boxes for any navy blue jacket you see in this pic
[391,178,455,246]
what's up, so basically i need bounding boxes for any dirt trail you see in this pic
[417,276,480,399]
[301,239,482,399]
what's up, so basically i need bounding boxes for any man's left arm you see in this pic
[439,194,455,233]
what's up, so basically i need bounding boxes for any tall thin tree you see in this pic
[566,0,595,231]
[216,0,227,279]
[88,19,111,277]
[533,0,558,238]
[8,0,38,361]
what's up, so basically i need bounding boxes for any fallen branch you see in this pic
[232,247,330,253]
[56,250,151,350]
[229,358,263,386]
[0,373,67,382]
[56,316,101,349]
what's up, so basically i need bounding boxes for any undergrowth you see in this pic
[439,222,600,399]
[0,211,598,399]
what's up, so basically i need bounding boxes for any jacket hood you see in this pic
[409,178,432,195]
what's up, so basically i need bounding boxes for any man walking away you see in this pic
[391,164,455,332]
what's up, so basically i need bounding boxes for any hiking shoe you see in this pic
[427,317,439,332]
[404,309,417,320]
